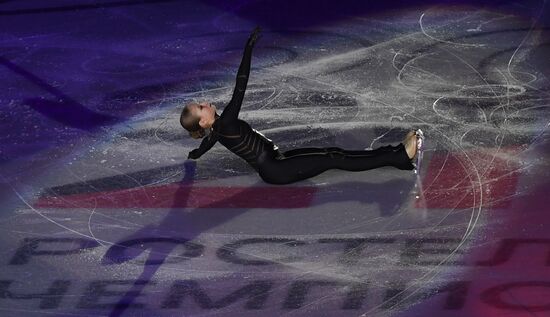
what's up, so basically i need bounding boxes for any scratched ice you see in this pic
[0,2,549,317]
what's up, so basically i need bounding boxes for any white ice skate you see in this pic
[412,129,425,174]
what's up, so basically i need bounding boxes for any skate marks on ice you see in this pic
[1,5,549,317]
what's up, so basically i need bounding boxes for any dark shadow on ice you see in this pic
[102,160,198,316]
[0,0,179,16]
[102,161,413,316]
[0,56,121,130]
[23,97,120,130]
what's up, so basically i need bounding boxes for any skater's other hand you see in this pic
[187,149,200,160]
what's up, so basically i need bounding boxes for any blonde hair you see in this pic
[180,103,206,139]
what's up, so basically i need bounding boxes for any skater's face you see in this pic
[189,102,217,128]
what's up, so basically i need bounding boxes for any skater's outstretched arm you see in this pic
[220,27,261,121]
[187,133,218,159]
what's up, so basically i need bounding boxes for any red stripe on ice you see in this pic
[416,147,521,209]
[34,184,317,209]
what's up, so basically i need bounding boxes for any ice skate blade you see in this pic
[412,129,425,175]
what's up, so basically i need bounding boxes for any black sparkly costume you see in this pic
[188,28,414,185]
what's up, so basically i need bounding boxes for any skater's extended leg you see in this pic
[258,144,414,185]
[281,147,335,158]
[281,145,396,159]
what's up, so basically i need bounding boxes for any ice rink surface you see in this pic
[0,0,549,316]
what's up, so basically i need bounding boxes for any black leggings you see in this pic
[257,144,414,185]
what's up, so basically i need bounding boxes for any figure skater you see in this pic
[180,27,424,185]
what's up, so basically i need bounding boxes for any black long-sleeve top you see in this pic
[190,35,279,172]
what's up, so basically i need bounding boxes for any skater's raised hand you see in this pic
[247,26,261,46]
[220,26,259,121]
